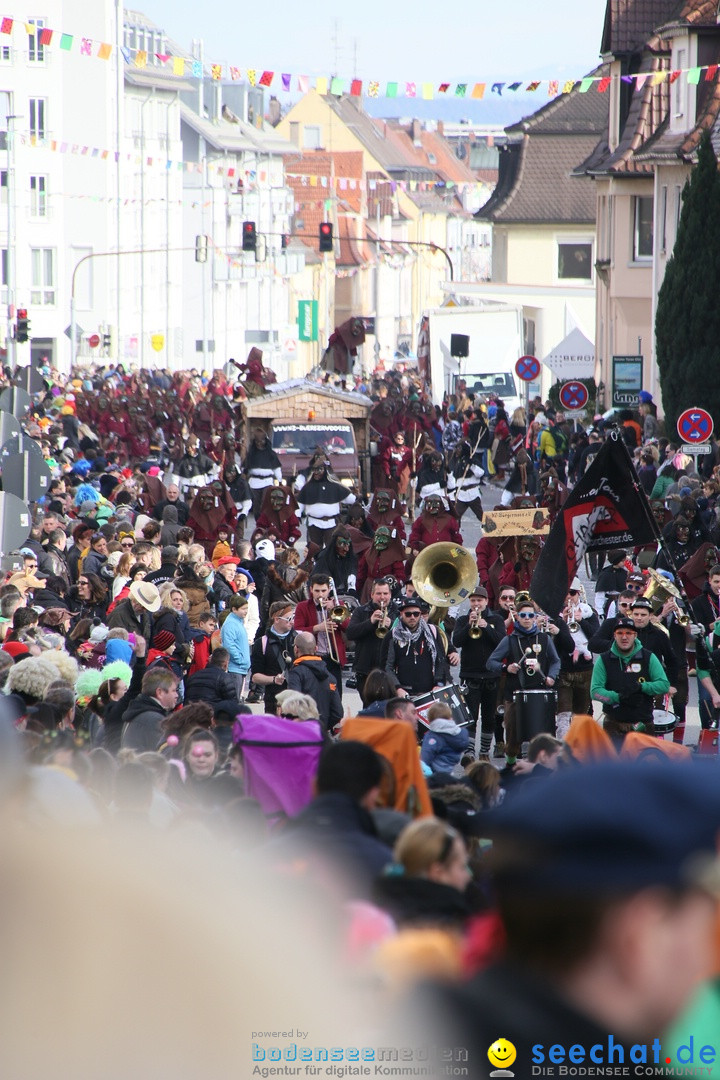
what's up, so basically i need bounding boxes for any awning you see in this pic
[542,327,595,379]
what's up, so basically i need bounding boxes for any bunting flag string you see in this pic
[2,13,720,102]
[16,134,494,197]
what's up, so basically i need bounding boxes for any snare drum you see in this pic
[414,684,473,735]
[513,689,557,742]
[652,708,676,736]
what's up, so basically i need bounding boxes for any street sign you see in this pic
[2,450,51,502]
[13,367,44,395]
[0,412,21,449]
[88,334,101,349]
[515,355,541,382]
[558,381,589,411]
[0,386,32,417]
[0,492,32,553]
[563,411,586,420]
[0,434,45,463]
[677,407,714,444]
[64,324,84,341]
[681,443,713,455]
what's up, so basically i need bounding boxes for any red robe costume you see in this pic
[357,541,407,602]
[187,484,238,559]
[408,511,463,553]
[367,491,407,542]
[255,486,302,546]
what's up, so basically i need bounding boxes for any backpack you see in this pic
[341,717,433,817]
[551,425,569,457]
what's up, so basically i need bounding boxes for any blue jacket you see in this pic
[221,612,250,674]
[421,719,469,773]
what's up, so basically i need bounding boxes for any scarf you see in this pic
[391,619,437,666]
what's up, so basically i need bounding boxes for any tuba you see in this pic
[643,568,690,627]
[412,542,480,641]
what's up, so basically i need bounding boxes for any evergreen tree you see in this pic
[656,132,720,432]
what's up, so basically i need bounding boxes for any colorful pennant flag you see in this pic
[386,82,398,98]
[259,70,274,87]
[350,79,362,96]
[0,18,12,35]
[98,42,111,60]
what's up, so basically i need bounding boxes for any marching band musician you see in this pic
[590,617,670,744]
[555,578,600,739]
[381,597,457,697]
[345,578,399,699]
[486,596,560,767]
[293,573,348,699]
[451,587,505,762]
[629,597,679,693]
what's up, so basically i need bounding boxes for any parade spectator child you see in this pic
[211,527,233,568]
[420,702,469,775]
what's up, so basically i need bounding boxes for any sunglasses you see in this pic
[403,612,421,618]
[517,612,535,618]
[500,594,515,601]
[120,541,134,548]
[77,579,90,585]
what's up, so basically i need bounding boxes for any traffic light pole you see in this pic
[69,246,196,369]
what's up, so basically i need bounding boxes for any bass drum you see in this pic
[513,689,557,743]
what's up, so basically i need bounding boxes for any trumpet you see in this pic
[375,602,390,638]
[468,611,483,639]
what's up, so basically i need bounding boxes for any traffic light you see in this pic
[242,221,257,252]
[102,333,111,351]
[281,234,289,250]
[15,309,29,343]
[195,234,208,263]
[319,222,333,252]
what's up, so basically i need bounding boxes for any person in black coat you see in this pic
[286,632,342,731]
[185,648,242,721]
[249,602,297,715]
[268,741,392,899]
[593,550,628,615]
[150,483,190,526]
[451,587,505,759]
[312,526,358,594]
[587,589,636,652]
[345,578,398,699]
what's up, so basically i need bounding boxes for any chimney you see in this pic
[437,120,444,136]
[412,119,422,145]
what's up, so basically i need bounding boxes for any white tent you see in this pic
[542,327,595,380]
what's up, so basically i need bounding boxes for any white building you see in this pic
[0,1,302,372]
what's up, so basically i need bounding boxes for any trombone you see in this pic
[329,577,351,624]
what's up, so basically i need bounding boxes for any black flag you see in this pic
[529,432,658,616]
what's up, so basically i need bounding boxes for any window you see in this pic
[29,98,46,140]
[674,48,686,118]
[303,125,322,150]
[660,185,667,254]
[0,247,7,303]
[633,196,654,260]
[28,19,45,63]
[29,175,47,217]
[0,44,11,63]
[0,170,6,206]
[675,185,683,231]
[558,241,593,280]
[31,247,55,305]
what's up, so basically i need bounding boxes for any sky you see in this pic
[136,0,610,122]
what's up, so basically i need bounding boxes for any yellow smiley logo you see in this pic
[488,1039,517,1070]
